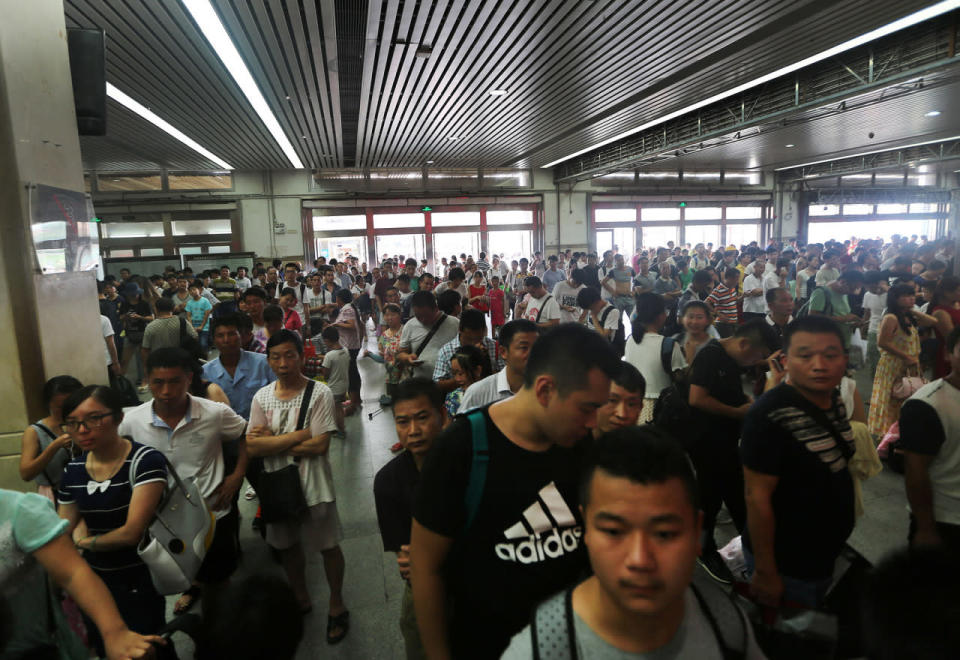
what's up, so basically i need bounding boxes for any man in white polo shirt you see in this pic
[459,319,539,413]
[119,346,247,615]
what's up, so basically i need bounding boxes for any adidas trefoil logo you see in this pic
[494,481,582,564]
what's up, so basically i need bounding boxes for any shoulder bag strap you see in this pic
[689,582,747,660]
[290,380,316,466]
[179,316,187,346]
[799,391,855,462]
[535,296,553,323]
[599,305,613,327]
[660,336,677,375]
[414,313,448,357]
[31,423,62,487]
[531,589,577,660]
[462,411,489,533]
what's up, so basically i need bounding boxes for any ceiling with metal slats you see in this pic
[71,0,953,173]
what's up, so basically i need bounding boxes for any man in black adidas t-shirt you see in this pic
[411,324,620,659]
[741,316,856,608]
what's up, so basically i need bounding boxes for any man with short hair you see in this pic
[397,291,461,379]
[459,319,539,412]
[504,428,764,658]
[120,347,248,614]
[432,309,503,393]
[808,269,864,347]
[374,378,447,660]
[212,265,239,317]
[742,316,856,608]
[411,324,621,659]
[688,320,779,583]
[282,262,311,327]
[518,276,561,329]
[304,267,340,335]
[475,251,491,275]
[764,287,794,348]
[240,286,268,346]
[542,255,565,293]
[553,268,587,324]
[676,269,715,323]
[592,362,645,439]
[742,259,767,322]
[141,296,198,366]
[577,287,621,343]
[203,315,276,420]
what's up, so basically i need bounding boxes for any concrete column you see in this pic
[951,190,960,277]
[0,1,105,490]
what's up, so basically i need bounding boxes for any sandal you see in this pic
[173,585,202,615]
[326,610,350,645]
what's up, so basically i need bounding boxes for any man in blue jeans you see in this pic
[741,315,855,608]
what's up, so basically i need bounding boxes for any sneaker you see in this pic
[697,552,734,585]
[390,442,403,453]
[244,486,257,501]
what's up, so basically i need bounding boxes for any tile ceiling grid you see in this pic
[66,0,288,170]
[364,0,423,165]
[213,0,325,167]
[520,0,937,168]
[365,0,436,167]
[378,0,784,167]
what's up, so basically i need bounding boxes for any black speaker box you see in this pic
[67,28,106,136]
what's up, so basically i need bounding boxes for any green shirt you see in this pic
[211,277,238,302]
[809,286,852,345]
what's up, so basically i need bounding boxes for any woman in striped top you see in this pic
[706,267,743,338]
[56,385,173,659]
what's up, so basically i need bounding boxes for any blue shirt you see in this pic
[202,351,276,420]
[185,296,213,331]
[542,268,566,293]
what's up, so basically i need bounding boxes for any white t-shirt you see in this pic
[815,266,840,286]
[101,315,114,366]
[552,281,586,324]
[863,291,886,334]
[250,381,338,506]
[524,293,561,324]
[399,314,461,379]
[589,304,621,334]
[762,271,782,295]
[321,348,350,396]
[742,274,767,314]
[624,333,687,399]
[235,276,252,291]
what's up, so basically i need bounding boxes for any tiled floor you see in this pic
[159,330,911,659]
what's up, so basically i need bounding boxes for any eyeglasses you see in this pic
[61,412,114,433]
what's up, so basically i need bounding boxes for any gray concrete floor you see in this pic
[146,325,909,659]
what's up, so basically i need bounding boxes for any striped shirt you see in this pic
[706,283,739,324]
[58,441,167,573]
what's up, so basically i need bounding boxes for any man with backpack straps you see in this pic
[520,276,561,330]
[501,428,765,659]
[397,290,461,380]
[410,324,620,659]
[577,287,625,356]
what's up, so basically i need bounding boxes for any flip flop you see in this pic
[326,610,350,645]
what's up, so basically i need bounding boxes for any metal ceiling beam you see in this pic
[777,137,960,181]
[552,14,960,183]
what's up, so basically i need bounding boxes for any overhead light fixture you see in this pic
[489,89,508,96]
[415,45,433,59]
[426,160,435,164]
[542,0,960,168]
[785,144,796,148]
[447,136,460,142]
[181,0,304,168]
[925,110,942,117]
[774,133,960,170]
[106,83,234,169]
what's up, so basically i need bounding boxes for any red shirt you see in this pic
[283,308,303,332]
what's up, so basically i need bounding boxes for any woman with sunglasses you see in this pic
[56,385,176,659]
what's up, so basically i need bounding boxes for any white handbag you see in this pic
[130,445,216,595]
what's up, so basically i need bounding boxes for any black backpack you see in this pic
[599,305,626,357]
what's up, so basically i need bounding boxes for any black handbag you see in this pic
[256,381,315,524]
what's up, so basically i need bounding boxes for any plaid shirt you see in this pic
[432,336,504,381]
[244,337,266,354]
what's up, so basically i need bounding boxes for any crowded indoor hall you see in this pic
[3,1,960,659]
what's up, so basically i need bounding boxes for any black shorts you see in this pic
[348,348,361,392]
[195,505,240,584]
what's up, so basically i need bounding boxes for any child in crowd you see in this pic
[186,282,213,356]
[263,304,284,339]
[320,326,349,435]
[488,275,506,339]
[278,288,303,333]
[674,300,716,365]
[444,344,492,417]
[706,267,742,338]
[468,271,489,315]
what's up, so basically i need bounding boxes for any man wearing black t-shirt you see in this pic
[742,316,855,608]
[410,324,620,659]
[374,379,447,660]
[687,320,778,583]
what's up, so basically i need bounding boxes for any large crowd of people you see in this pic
[4,233,960,659]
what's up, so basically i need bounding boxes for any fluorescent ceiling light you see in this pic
[925,110,942,117]
[489,89,508,96]
[542,0,960,168]
[182,0,304,169]
[106,83,233,169]
[785,144,796,148]
[774,134,960,170]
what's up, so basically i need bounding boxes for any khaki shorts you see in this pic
[266,501,343,552]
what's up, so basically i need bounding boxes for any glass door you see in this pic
[376,234,425,263]
[433,232,480,266]
[315,235,367,265]
[488,230,532,264]
[596,227,635,256]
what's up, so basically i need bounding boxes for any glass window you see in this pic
[168,172,232,190]
[684,225,720,247]
[595,208,635,223]
[139,248,165,257]
[101,222,165,238]
[36,249,67,273]
[809,204,840,216]
[178,246,203,255]
[96,173,163,192]
[807,219,938,245]
[431,212,480,227]
[684,207,721,220]
[434,232,480,264]
[877,204,908,214]
[107,249,135,258]
[313,214,367,231]
[842,204,873,215]
[171,219,231,236]
[909,203,938,213]
[726,224,759,247]
[488,230,533,264]
[641,207,680,221]
[373,213,425,229]
[207,245,231,254]
[316,236,367,264]
[725,207,763,220]
[642,225,678,249]
[487,209,533,225]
